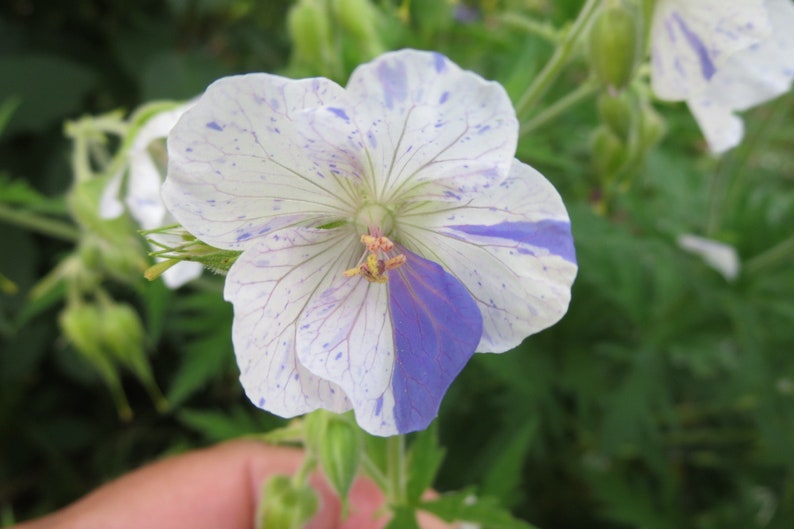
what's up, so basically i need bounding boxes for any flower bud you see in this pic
[638,100,666,150]
[597,89,638,141]
[590,125,627,179]
[317,415,361,503]
[287,0,332,66]
[59,303,132,420]
[101,302,168,412]
[587,1,642,91]
[255,475,319,529]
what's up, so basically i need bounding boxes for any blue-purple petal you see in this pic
[449,220,577,264]
[388,248,482,433]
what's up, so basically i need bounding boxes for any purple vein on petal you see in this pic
[387,247,482,434]
[448,220,577,264]
[671,12,717,81]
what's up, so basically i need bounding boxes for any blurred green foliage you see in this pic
[1,0,793,528]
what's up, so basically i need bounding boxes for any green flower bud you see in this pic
[591,125,628,180]
[255,475,319,529]
[288,0,332,66]
[597,89,638,141]
[59,303,132,420]
[317,415,361,504]
[587,1,642,91]
[638,100,666,150]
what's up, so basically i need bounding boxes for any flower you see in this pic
[650,0,794,154]
[162,49,577,436]
[677,234,740,281]
[101,103,204,288]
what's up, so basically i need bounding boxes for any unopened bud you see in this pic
[587,1,642,91]
[59,303,132,420]
[639,100,666,150]
[256,475,319,529]
[288,0,332,66]
[597,89,638,141]
[317,415,361,504]
[591,125,627,179]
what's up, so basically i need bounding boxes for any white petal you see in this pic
[161,261,204,288]
[224,227,356,418]
[651,0,770,101]
[678,234,740,281]
[399,160,577,352]
[99,169,125,219]
[162,74,359,251]
[686,96,744,155]
[297,270,397,434]
[343,49,518,202]
[685,0,794,153]
[125,105,192,229]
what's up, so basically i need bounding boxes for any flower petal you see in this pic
[163,74,358,251]
[125,106,190,229]
[297,248,482,435]
[677,234,740,281]
[343,49,518,202]
[651,0,770,101]
[686,96,744,155]
[399,159,577,353]
[224,227,356,418]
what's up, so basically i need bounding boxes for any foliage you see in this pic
[1,0,793,528]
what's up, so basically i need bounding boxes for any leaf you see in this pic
[177,406,283,442]
[420,491,541,529]
[0,53,97,134]
[383,507,420,529]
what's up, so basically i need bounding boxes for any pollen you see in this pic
[343,234,406,283]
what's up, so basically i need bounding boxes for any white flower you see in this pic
[677,234,740,281]
[162,49,577,436]
[101,104,203,288]
[650,0,794,154]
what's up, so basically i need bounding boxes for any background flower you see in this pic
[101,104,204,288]
[650,0,794,154]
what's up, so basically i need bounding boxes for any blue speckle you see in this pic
[328,107,350,121]
[206,121,223,131]
[439,91,450,104]
[375,396,384,416]
[258,397,265,407]
[432,52,447,73]
[335,352,343,360]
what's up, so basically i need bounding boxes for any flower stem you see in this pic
[386,434,406,506]
[519,78,598,138]
[514,0,601,119]
[0,204,79,242]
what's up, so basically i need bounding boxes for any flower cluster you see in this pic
[162,50,577,436]
[101,104,204,288]
[650,0,794,154]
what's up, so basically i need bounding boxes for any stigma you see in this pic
[343,234,406,283]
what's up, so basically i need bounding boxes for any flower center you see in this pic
[343,234,406,283]
[353,203,395,237]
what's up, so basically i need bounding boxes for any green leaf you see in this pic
[420,491,540,529]
[178,406,281,442]
[406,422,445,504]
[0,53,97,134]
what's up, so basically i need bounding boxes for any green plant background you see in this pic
[1,1,793,528]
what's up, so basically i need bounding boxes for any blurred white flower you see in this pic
[677,234,740,281]
[101,103,203,288]
[651,0,794,154]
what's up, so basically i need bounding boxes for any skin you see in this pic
[11,440,448,529]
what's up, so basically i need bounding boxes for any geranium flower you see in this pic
[162,49,577,436]
[101,103,203,288]
[650,0,794,154]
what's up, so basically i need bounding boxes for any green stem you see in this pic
[0,204,79,242]
[291,453,317,489]
[514,0,601,118]
[519,78,598,137]
[744,234,794,275]
[497,11,559,43]
[386,434,406,506]
[361,453,389,493]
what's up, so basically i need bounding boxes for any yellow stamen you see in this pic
[343,234,406,283]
